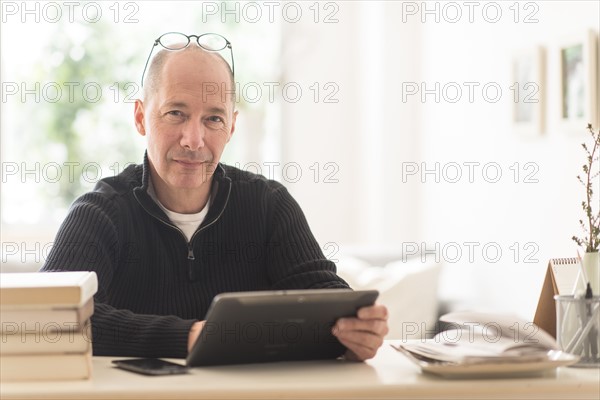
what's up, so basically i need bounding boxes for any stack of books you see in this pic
[0,271,97,381]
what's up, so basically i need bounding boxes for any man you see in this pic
[42,33,388,361]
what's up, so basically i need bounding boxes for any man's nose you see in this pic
[180,119,205,150]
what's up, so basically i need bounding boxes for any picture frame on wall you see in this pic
[512,47,545,135]
[558,30,598,130]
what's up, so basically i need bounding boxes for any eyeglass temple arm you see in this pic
[140,41,160,87]
[229,44,235,79]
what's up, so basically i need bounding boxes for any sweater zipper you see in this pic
[187,245,195,280]
[135,183,232,279]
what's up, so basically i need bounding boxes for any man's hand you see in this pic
[332,304,389,361]
[187,321,205,352]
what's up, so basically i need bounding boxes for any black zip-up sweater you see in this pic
[42,153,348,358]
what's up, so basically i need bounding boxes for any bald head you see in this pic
[143,46,235,105]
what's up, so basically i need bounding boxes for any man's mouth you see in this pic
[174,159,206,167]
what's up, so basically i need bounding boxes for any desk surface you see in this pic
[2,342,599,400]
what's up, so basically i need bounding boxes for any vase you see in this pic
[583,252,600,294]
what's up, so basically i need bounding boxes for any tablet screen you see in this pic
[186,289,379,366]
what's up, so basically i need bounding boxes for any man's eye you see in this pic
[207,116,224,123]
[163,110,186,123]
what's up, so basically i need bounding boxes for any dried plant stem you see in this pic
[573,124,600,252]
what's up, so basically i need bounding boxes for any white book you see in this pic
[1,324,92,355]
[0,351,92,381]
[0,271,97,308]
[0,299,94,333]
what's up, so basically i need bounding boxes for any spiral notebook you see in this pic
[533,258,581,338]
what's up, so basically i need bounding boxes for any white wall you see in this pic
[417,0,599,317]
[281,1,600,319]
[281,2,423,247]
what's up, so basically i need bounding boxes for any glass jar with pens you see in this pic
[555,282,600,367]
[554,251,600,367]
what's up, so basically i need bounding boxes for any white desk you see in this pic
[2,342,599,399]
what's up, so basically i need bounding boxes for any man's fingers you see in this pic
[335,329,384,350]
[357,304,388,320]
[336,333,381,361]
[332,304,390,361]
[334,318,389,337]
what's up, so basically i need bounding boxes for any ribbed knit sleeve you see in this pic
[266,186,349,290]
[42,193,197,358]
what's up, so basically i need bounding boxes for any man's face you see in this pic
[134,49,236,192]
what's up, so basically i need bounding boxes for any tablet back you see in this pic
[186,289,379,366]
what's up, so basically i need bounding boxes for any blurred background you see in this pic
[1,1,599,328]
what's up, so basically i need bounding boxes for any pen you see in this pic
[566,302,600,354]
[562,253,589,353]
[578,251,598,362]
[576,252,591,360]
[576,250,589,293]
[585,283,598,361]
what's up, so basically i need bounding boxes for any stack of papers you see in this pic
[393,312,579,377]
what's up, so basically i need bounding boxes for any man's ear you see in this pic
[134,99,146,136]
[227,110,238,143]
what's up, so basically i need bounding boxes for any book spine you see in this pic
[0,351,92,381]
[0,324,92,354]
[0,272,98,307]
[0,299,94,332]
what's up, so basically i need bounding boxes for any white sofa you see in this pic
[335,248,442,339]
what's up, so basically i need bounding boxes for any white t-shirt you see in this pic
[147,180,210,242]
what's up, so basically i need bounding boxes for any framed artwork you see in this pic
[559,30,598,130]
[512,47,545,135]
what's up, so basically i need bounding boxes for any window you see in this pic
[1,2,281,270]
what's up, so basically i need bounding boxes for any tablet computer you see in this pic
[186,289,379,367]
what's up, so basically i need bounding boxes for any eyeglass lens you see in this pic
[158,32,228,51]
